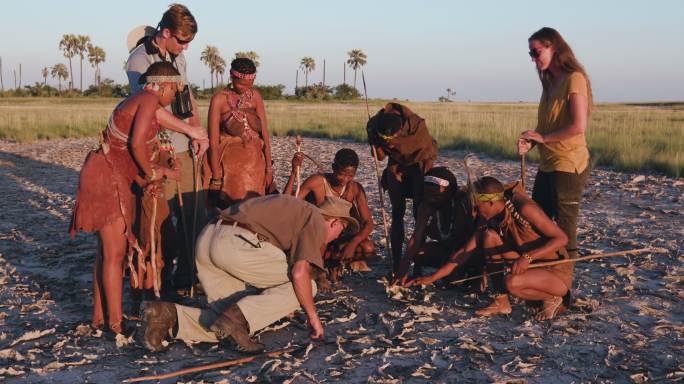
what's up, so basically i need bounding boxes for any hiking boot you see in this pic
[141,301,177,352]
[210,305,265,353]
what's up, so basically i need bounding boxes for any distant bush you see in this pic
[83,79,129,98]
[255,84,286,100]
[333,84,360,100]
[295,83,333,100]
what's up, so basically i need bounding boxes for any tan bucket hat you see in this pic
[318,196,360,234]
[127,25,157,53]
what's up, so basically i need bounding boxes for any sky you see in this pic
[2,0,683,102]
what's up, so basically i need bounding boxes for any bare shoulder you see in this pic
[306,173,325,182]
[129,91,158,110]
[350,181,366,195]
[210,90,227,106]
[304,174,325,187]
[517,197,551,224]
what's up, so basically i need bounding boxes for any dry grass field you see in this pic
[1,97,682,176]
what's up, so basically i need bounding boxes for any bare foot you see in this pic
[475,295,512,317]
[534,296,563,321]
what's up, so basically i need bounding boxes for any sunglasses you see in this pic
[528,48,541,59]
[173,34,193,45]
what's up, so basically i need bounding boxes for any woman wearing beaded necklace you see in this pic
[207,58,273,209]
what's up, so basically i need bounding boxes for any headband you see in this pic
[474,191,504,202]
[424,175,450,187]
[146,75,183,83]
[231,70,256,80]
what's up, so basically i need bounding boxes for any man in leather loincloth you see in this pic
[126,4,208,292]
[406,176,573,321]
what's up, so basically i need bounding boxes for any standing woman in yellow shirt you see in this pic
[518,27,592,266]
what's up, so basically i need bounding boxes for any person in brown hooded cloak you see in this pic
[367,102,437,271]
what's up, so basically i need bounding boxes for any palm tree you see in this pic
[87,44,106,86]
[346,49,367,88]
[299,57,315,87]
[215,56,226,86]
[41,67,49,86]
[51,63,68,93]
[58,34,77,89]
[234,51,260,68]
[75,35,91,91]
[200,45,219,89]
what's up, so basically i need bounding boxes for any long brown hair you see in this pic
[529,27,593,110]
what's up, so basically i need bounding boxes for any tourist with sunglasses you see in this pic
[126,4,209,293]
[518,27,592,307]
[366,102,438,273]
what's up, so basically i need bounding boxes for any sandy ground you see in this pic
[0,136,682,384]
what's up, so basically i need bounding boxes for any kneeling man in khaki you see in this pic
[141,194,359,352]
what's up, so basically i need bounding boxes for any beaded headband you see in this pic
[231,70,256,80]
[474,191,504,202]
[424,175,450,187]
[146,75,183,83]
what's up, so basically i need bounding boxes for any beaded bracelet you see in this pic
[522,252,533,263]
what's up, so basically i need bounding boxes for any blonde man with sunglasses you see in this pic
[405,177,573,321]
[126,4,209,293]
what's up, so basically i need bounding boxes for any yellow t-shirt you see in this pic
[535,71,590,173]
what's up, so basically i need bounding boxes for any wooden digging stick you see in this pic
[188,152,202,298]
[149,196,160,298]
[448,247,664,286]
[122,346,300,383]
[362,70,393,274]
[295,135,302,197]
[520,153,526,190]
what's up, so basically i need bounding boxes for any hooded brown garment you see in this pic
[366,102,438,176]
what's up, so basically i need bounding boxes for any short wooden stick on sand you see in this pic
[122,346,300,383]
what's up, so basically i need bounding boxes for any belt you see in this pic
[214,218,270,243]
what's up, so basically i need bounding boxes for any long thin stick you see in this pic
[150,197,160,298]
[295,135,302,197]
[361,70,393,273]
[520,154,526,190]
[122,346,300,383]
[449,247,664,286]
[176,179,192,271]
[189,152,201,298]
